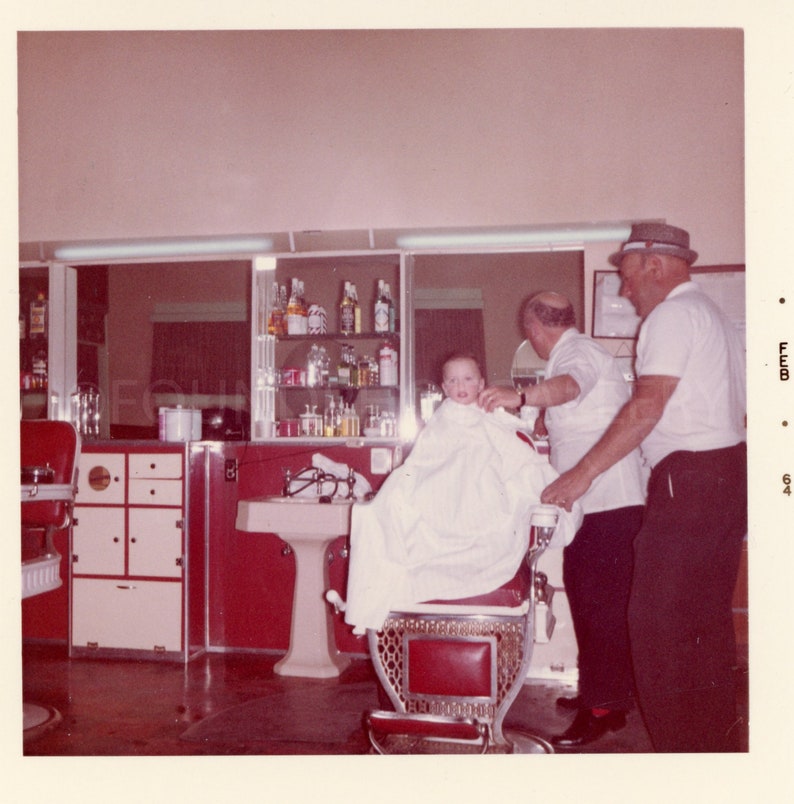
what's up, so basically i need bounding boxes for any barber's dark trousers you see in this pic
[563,505,643,711]
[628,444,747,752]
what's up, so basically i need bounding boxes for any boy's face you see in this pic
[441,358,485,405]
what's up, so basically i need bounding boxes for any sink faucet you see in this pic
[344,467,356,500]
[281,465,358,499]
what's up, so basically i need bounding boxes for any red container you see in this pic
[277,419,300,437]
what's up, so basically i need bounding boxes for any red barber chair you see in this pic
[21,420,80,734]
[364,506,559,754]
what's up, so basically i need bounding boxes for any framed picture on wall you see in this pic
[592,265,746,341]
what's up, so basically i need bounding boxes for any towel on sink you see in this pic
[311,453,372,500]
[343,398,582,633]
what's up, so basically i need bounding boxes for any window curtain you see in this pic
[414,309,486,387]
[151,321,249,394]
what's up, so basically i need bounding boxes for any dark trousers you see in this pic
[563,505,644,712]
[628,443,747,752]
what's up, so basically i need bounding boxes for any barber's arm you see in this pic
[541,374,679,510]
[479,374,580,412]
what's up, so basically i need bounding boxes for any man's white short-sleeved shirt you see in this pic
[636,281,746,468]
[545,328,646,513]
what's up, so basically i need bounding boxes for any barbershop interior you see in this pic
[17,27,756,778]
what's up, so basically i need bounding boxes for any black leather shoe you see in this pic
[555,695,582,710]
[550,708,627,748]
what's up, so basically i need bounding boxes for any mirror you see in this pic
[413,250,584,390]
[76,260,250,438]
[511,338,545,387]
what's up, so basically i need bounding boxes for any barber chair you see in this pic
[21,420,80,733]
[363,505,560,754]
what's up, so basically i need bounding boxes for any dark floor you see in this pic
[21,642,748,756]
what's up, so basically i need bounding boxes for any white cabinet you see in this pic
[72,578,182,652]
[72,506,125,576]
[70,446,195,660]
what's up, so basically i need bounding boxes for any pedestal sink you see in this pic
[235,496,354,678]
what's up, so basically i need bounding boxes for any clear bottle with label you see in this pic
[337,344,351,387]
[378,341,399,387]
[29,292,47,339]
[384,283,396,333]
[374,279,389,333]
[287,278,303,335]
[350,283,362,334]
[298,280,309,334]
[268,281,284,335]
[339,281,355,335]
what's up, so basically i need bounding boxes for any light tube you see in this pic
[53,236,273,261]
[395,224,631,250]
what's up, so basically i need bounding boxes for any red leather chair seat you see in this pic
[422,558,532,608]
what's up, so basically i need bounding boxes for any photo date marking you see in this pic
[781,342,789,381]
[783,473,791,497]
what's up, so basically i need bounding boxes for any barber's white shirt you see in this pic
[544,328,646,513]
[636,281,746,468]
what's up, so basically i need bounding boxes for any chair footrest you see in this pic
[366,710,489,753]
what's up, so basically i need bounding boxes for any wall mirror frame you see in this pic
[20,222,634,440]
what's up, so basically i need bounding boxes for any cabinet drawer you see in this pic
[75,452,126,505]
[128,478,183,506]
[129,452,183,479]
[72,506,125,576]
[72,577,182,652]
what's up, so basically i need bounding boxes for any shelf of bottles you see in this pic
[251,254,404,441]
[19,269,50,419]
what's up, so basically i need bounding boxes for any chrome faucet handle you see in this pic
[281,467,292,497]
[345,467,356,499]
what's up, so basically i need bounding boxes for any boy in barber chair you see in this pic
[341,352,581,634]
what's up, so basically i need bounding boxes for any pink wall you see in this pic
[18,29,744,265]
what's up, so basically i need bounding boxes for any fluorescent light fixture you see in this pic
[53,236,273,261]
[395,224,631,250]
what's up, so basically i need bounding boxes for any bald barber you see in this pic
[480,291,646,748]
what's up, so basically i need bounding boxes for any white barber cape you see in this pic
[344,398,581,633]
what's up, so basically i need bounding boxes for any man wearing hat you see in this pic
[542,222,747,752]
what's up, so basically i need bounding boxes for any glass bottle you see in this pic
[384,283,396,333]
[378,341,399,387]
[351,283,362,334]
[267,281,284,335]
[306,343,321,388]
[323,396,336,437]
[339,280,354,335]
[29,292,47,339]
[287,278,303,335]
[337,344,350,387]
[374,279,389,333]
[298,280,309,334]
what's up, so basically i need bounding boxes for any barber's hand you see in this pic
[541,466,592,512]
[479,385,522,412]
[533,410,548,439]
